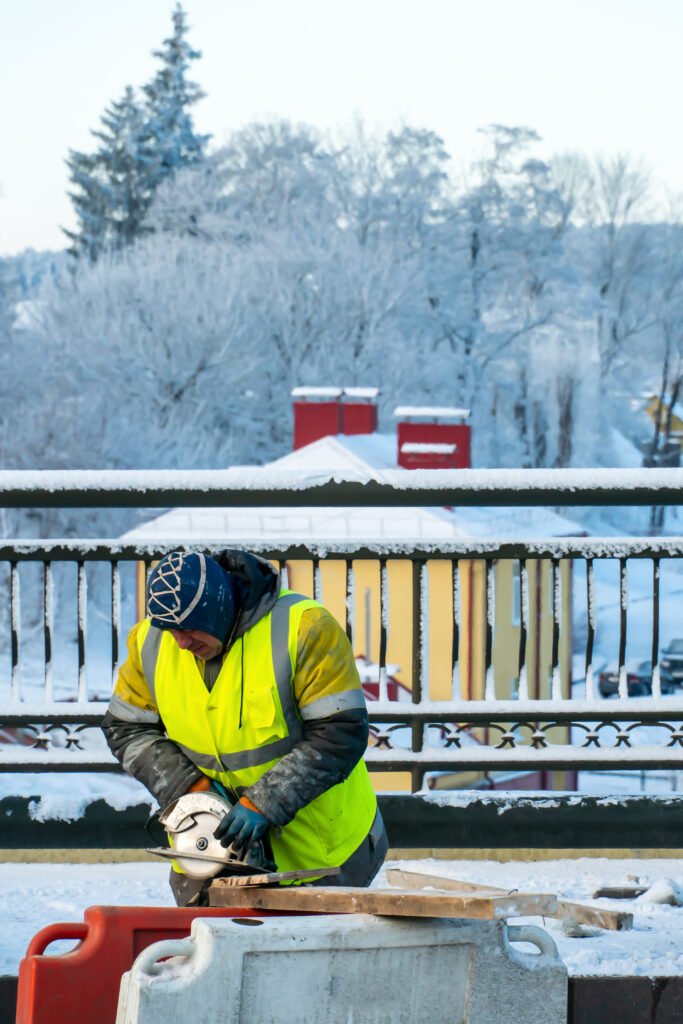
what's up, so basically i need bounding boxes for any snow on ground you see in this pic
[0,861,169,974]
[4,856,683,978]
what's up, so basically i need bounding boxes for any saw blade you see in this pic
[147,847,256,872]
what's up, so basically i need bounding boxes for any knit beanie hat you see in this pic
[146,552,239,646]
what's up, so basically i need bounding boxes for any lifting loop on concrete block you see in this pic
[131,939,196,979]
[507,925,559,957]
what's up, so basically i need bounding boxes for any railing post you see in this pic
[378,558,389,702]
[584,558,595,701]
[617,558,628,700]
[451,559,461,700]
[77,561,88,703]
[651,557,661,698]
[43,561,53,704]
[10,561,20,703]
[111,560,121,692]
[410,559,426,793]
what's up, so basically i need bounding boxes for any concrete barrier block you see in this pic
[116,914,567,1024]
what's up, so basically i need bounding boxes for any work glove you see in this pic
[213,797,270,852]
[185,775,211,794]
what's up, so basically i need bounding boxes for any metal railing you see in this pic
[1,469,683,792]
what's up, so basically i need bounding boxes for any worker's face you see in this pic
[169,629,223,660]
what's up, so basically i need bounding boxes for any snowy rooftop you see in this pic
[291,386,343,398]
[394,405,471,419]
[124,433,584,543]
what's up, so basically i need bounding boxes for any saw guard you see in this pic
[159,791,245,880]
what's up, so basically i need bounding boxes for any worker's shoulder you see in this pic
[125,618,149,644]
[296,602,348,645]
[297,603,339,627]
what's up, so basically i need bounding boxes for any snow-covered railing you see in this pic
[0,466,683,507]
[2,533,683,787]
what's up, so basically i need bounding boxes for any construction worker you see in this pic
[102,549,387,906]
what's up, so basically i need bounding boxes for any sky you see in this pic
[1,0,682,255]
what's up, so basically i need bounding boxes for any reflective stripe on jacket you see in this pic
[136,590,377,872]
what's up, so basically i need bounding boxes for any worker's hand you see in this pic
[213,797,270,851]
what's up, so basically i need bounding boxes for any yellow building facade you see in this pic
[285,555,574,793]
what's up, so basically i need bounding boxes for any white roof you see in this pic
[290,386,380,400]
[343,386,380,399]
[291,386,342,398]
[394,405,471,420]
[124,433,584,543]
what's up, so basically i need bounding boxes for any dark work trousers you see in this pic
[309,806,388,888]
[169,806,389,907]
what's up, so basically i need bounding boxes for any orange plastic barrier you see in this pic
[15,904,295,1024]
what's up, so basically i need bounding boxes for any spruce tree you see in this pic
[92,86,157,251]
[64,147,110,261]
[64,4,208,260]
[143,3,209,178]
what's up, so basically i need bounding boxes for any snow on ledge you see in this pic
[413,789,683,811]
[291,386,343,398]
[1,466,683,498]
[394,405,471,419]
[400,442,457,454]
[343,387,380,399]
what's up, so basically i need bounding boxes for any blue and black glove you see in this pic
[213,797,270,852]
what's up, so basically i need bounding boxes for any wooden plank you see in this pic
[387,869,632,931]
[556,900,633,932]
[208,884,558,919]
[592,885,648,900]
[387,868,507,896]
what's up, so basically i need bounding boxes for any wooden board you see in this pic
[208,884,558,919]
[592,885,648,900]
[556,899,633,932]
[386,868,508,896]
[387,869,632,932]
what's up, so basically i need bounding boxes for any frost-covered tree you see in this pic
[420,126,572,466]
[142,3,209,180]
[22,112,683,501]
[583,154,655,383]
[65,4,208,261]
[143,120,438,405]
[65,87,156,259]
[33,237,267,470]
[64,146,110,261]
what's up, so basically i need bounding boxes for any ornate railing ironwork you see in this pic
[0,532,683,790]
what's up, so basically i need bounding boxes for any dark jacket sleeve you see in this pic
[102,709,202,809]
[244,608,370,827]
[101,621,203,809]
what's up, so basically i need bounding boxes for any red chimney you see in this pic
[292,386,379,449]
[395,406,472,469]
[291,387,342,450]
[341,387,379,435]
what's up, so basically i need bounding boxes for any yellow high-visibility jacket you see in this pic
[104,563,376,873]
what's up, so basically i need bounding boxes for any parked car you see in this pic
[660,639,683,686]
[597,659,675,698]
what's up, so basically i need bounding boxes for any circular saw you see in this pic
[149,790,265,880]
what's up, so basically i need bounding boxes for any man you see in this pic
[102,548,387,906]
